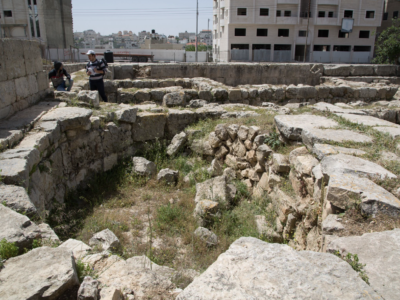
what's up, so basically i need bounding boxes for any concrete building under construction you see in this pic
[0,0,73,48]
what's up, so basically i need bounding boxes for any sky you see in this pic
[71,0,213,36]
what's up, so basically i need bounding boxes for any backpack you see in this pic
[100,58,109,67]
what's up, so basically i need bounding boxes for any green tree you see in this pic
[185,45,209,52]
[373,19,400,65]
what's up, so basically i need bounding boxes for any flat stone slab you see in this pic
[177,237,380,299]
[313,102,367,115]
[59,238,92,259]
[0,102,59,130]
[0,247,79,300]
[0,158,29,188]
[326,229,400,300]
[275,115,338,140]
[321,153,397,180]
[0,185,37,217]
[326,173,400,217]
[312,144,367,160]
[40,107,92,131]
[336,113,400,127]
[302,128,372,149]
[373,126,400,138]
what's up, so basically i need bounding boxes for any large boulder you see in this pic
[132,157,157,177]
[0,247,79,300]
[194,227,218,246]
[114,105,138,123]
[89,229,120,252]
[78,276,99,300]
[78,91,100,108]
[326,229,400,300]
[40,107,92,131]
[59,239,92,260]
[177,237,380,300]
[302,128,372,149]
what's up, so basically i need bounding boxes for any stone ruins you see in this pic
[0,39,400,300]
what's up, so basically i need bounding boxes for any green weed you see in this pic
[155,204,185,234]
[75,259,97,283]
[335,251,369,284]
[0,238,19,260]
[264,131,283,150]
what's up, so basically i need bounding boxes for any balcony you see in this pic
[220,19,225,26]
[318,0,338,4]
[315,17,338,26]
[277,0,300,4]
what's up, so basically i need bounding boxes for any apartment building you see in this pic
[378,0,400,33]
[213,0,384,63]
[0,0,73,48]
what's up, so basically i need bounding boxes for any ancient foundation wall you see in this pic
[0,39,49,121]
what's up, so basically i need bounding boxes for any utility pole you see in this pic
[303,0,311,63]
[195,0,199,63]
[208,18,210,31]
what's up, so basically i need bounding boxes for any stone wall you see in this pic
[0,39,49,121]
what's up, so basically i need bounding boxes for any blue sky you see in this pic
[71,0,213,36]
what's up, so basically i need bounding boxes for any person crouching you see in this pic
[48,61,73,91]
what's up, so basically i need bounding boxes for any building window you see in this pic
[344,10,353,18]
[328,11,334,18]
[253,44,271,50]
[4,10,12,17]
[237,8,247,16]
[318,30,329,38]
[257,29,268,36]
[260,8,269,16]
[338,30,349,38]
[354,46,371,52]
[299,30,307,37]
[314,45,331,51]
[383,12,388,20]
[231,44,249,50]
[333,45,351,51]
[394,11,399,19]
[235,28,246,36]
[284,11,291,17]
[277,10,282,17]
[359,30,370,38]
[318,11,325,18]
[274,44,291,51]
[366,11,375,18]
[278,29,289,37]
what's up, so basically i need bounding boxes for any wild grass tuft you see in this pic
[0,238,19,260]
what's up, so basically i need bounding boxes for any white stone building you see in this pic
[213,0,384,63]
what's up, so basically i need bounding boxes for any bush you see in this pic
[155,204,185,233]
[75,259,97,283]
[264,132,283,150]
[0,238,19,260]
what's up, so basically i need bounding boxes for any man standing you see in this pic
[48,61,73,91]
[86,50,108,102]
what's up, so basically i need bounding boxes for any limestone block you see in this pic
[27,74,39,95]
[103,80,119,93]
[36,71,49,91]
[228,89,242,102]
[326,229,400,300]
[104,153,118,172]
[270,189,296,224]
[132,112,166,141]
[15,77,30,101]
[89,229,121,251]
[167,131,187,156]
[163,91,186,107]
[22,40,42,75]
[215,145,228,159]
[272,153,290,173]
[4,39,27,80]
[191,139,215,156]
[326,173,400,217]
[157,168,179,185]
[0,80,16,109]
[227,124,239,140]
[212,88,228,102]
[215,124,228,141]
[0,158,29,188]
[237,126,249,141]
[188,99,208,108]
[115,105,137,123]
[0,184,37,218]
[322,214,345,235]
[374,65,397,76]
[359,87,377,99]
[194,227,218,246]
[321,153,397,180]
[0,105,15,120]
[0,247,79,300]
[177,237,379,300]
[195,105,227,119]
[78,91,100,107]
[132,157,156,177]
[208,158,223,177]
[259,87,273,101]
[275,115,338,141]
[41,107,92,132]
[150,89,166,101]
[312,144,366,160]
[256,144,273,163]
[0,40,6,82]
[134,89,151,103]
[316,86,330,99]
[59,239,92,260]
[323,64,351,76]
[78,276,99,300]
[194,200,219,219]
[195,176,230,205]
[17,131,50,153]
[209,132,222,148]
[293,155,319,176]
[166,109,196,139]
[302,128,372,149]
[198,90,213,101]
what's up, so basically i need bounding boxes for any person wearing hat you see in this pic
[48,61,73,91]
[86,50,108,102]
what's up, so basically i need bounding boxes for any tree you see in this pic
[185,45,209,51]
[373,19,400,65]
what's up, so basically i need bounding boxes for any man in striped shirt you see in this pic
[86,50,108,102]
